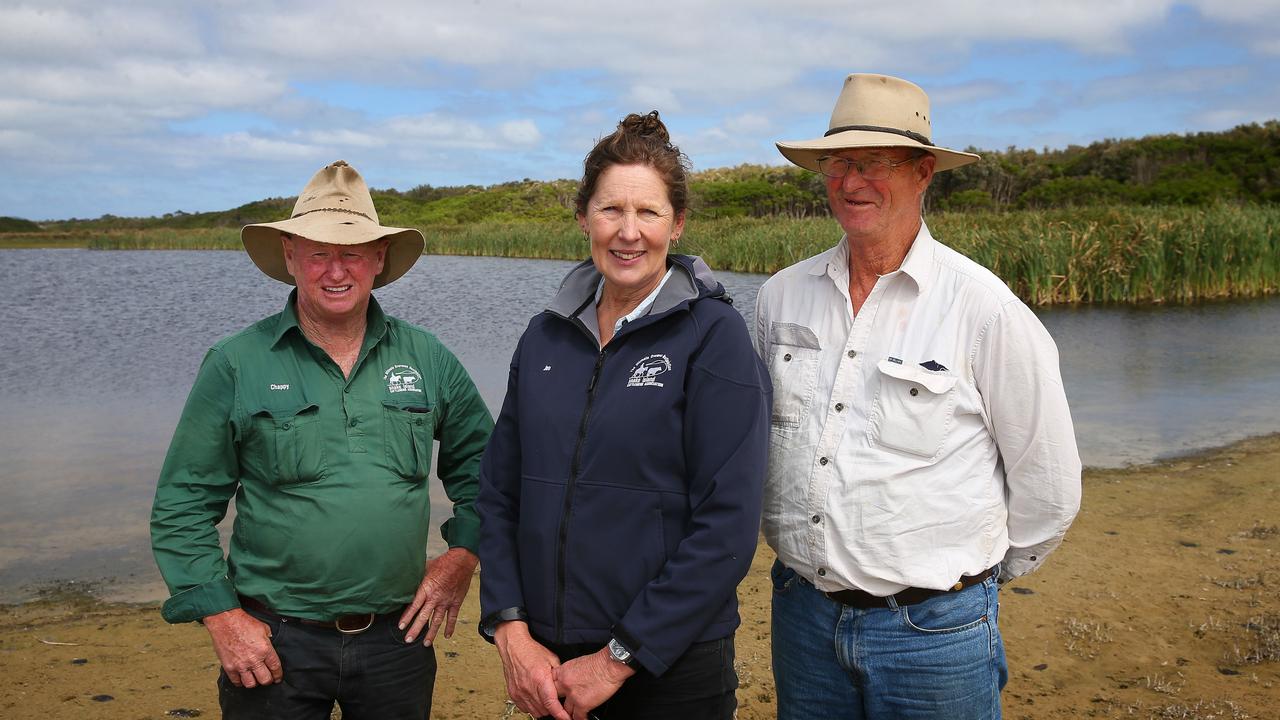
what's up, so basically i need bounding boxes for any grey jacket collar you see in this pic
[547,254,724,322]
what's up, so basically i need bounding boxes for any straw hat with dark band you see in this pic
[776,74,980,173]
[242,160,424,288]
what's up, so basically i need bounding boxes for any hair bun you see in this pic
[618,111,670,145]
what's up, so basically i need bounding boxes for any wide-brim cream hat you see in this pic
[242,160,424,288]
[777,74,980,173]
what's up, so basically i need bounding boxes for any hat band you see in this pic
[824,124,933,147]
[291,207,375,222]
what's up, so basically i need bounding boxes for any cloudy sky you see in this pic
[2,1,1278,220]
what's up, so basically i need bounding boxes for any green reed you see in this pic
[83,228,243,250]
[16,204,1279,305]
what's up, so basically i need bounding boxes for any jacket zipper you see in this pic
[555,347,607,643]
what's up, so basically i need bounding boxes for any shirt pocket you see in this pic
[766,322,823,435]
[868,360,958,459]
[243,403,327,486]
[383,401,434,482]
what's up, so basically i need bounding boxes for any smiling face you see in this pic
[281,234,387,328]
[825,147,936,247]
[578,163,685,302]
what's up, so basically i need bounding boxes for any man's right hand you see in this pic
[495,621,569,720]
[203,608,283,688]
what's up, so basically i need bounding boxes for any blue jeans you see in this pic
[218,604,435,720]
[771,560,1007,720]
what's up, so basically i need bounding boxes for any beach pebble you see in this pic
[70,658,88,665]
[1217,548,1236,554]
[1178,540,1200,547]
[1033,663,1048,671]
[91,695,114,702]
[165,709,202,717]
[1218,667,1241,676]
[1011,587,1036,595]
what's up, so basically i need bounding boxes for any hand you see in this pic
[398,547,478,645]
[495,621,570,720]
[554,647,635,720]
[203,608,283,688]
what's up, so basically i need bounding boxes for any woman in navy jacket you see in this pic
[477,111,770,720]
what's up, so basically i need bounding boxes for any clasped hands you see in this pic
[496,622,635,720]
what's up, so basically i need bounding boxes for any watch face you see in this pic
[608,638,632,662]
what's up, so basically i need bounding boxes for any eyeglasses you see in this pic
[816,155,919,181]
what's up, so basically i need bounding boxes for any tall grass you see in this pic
[11,204,1278,305]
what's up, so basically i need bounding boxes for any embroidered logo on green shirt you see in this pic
[384,364,423,393]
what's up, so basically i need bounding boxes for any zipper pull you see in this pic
[587,351,606,392]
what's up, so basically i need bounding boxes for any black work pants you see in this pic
[218,604,435,720]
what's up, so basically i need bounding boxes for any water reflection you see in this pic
[0,249,1276,602]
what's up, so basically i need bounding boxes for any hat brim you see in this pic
[777,129,980,174]
[241,214,425,289]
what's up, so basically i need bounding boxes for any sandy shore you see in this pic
[4,435,1278,720]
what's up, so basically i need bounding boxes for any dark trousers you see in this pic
[541,635,738,720]
[219,604,436,720]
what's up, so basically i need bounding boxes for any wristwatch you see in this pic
[607,637,637,668]
[478,607,527,642]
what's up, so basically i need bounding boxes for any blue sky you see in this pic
[2,1,1277,220]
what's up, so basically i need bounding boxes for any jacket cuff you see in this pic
[160,577,239,624]
[613,623,667,676]
[477,606,528,644]
[441,509,481,553]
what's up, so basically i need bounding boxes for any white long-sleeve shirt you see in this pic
[754,223,1081,595]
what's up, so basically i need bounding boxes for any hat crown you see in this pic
[291,160,380,224]
[828,74,932,143]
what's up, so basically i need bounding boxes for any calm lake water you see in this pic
[1,248,1278,603]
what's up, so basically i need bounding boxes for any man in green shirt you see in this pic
[150,160,494,720]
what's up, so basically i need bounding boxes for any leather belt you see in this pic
[238,595,399,635]
[824,567,995,609]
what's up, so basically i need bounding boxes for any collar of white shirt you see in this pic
[810,221,937,297]
[594,266,676,334]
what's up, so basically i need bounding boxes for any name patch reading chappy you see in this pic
[627,354,672,388]
[384,364,423,394]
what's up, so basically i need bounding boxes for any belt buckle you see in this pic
[334,613,375,634]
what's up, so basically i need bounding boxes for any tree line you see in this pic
[13,120,1278,231]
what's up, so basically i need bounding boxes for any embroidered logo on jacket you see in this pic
[627,354,672,388]
[384,364,423,393]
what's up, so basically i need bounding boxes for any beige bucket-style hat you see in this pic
[777,74,980,173]
[242,160,424,288]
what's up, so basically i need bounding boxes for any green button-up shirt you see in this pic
[150,293,493,624]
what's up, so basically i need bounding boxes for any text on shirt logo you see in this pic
[383,364,423,394]
[626,354,672,388]
[269,383,290,391]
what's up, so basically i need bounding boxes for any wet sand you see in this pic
[3,435,1278,719]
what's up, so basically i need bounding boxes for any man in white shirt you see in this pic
[755,73,1082,719]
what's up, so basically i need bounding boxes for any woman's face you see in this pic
[578,163,685,300]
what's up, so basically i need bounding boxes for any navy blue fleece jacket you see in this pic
[477,254,770,676]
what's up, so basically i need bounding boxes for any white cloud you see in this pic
[4,0,1280,218]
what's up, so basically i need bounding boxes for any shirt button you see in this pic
[349,418,358,427]
[819,457,829,466]
[847,350,856,359]
[910,387,919,396]
[344,387,351,394]
[281,422,291,430]
[811,514,821,524]
[817,568,827,577]
[834,403,844,412]
[783,353,792,362]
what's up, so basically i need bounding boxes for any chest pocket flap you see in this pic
[243,403,327,486]
[383,401,434,482]
[870,360,958,459]
[767,322,823,433]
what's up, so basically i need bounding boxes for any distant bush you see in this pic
[0,216,40,232]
